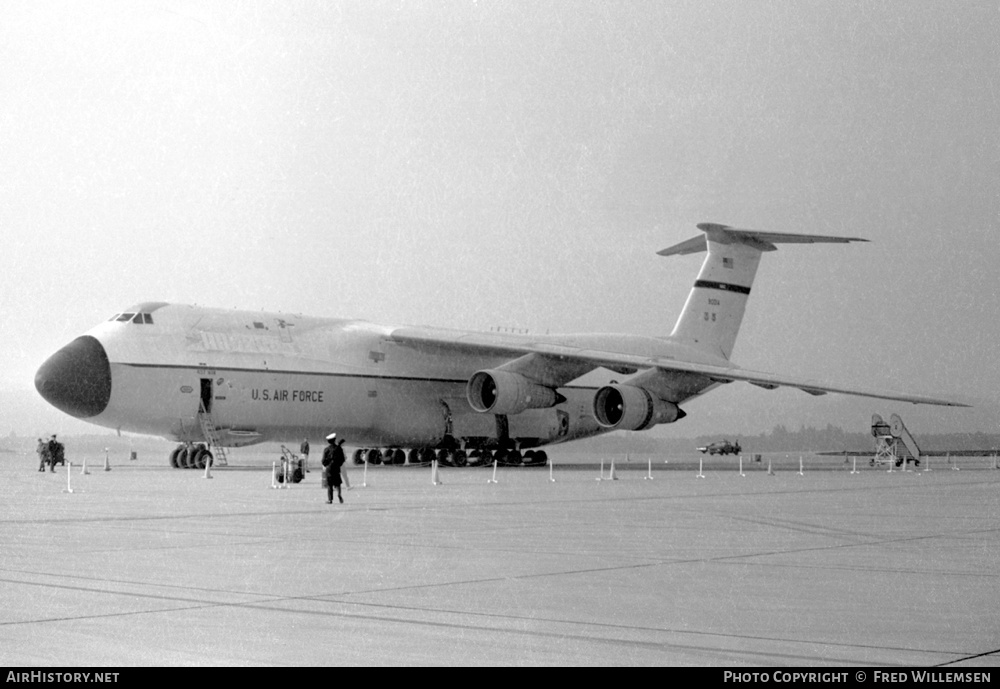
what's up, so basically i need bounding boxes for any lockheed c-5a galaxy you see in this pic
[35,224,966,469]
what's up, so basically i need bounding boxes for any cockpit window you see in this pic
[110,309,156,324]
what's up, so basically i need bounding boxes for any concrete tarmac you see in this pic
[1,452,998,666]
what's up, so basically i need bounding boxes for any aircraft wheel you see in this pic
[169,445,184,469]
[352,448,364,465]
[381,448,396,465]
[191,447,206,469]
[418,448,436,464]
[177,447,190,469]
[405,448,420,465]
[467,449,482,466]
[478,450,493,466]
[452,450,467,467]
[508,450,523,465]
[365,448,381,465]
[536,451,548,466]
[391,448,405,465]
[523,450,536,464]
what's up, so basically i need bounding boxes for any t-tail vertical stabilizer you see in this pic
[659,223,867,360]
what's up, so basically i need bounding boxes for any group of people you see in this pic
[34,430,346,503]
[297,433,348,504]
[36,435,65,472]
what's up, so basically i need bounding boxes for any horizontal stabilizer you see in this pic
[658,223,868,256]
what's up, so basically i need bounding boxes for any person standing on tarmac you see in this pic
[300,438,310,473]
[47,435,61,472]
[36,438,49,472]
[321,433,346,504]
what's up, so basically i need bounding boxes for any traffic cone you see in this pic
[739,456,745,477]
[488,459,497,484]
[608,459,618,481]
[644,458,653,480]
[597,459,605,481]
[696,458,705,479]
[103,448,111,472]
[432,459,442,486]
[63,462,74,494]
[767,459,775,476]
[203,457,213,479]
[549,457,555,483]
[271,462,279,489]
[80,456,90,475]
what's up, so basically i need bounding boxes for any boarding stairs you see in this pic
[871,413,920,467]
[889,414,921,465]
[197,406,230,467]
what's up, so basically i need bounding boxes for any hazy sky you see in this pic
[2,1,998,438]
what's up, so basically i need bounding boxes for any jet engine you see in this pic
[467,370,562,415]
[593,384,685,431]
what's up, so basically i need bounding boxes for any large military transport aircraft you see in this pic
[35,224,967,469]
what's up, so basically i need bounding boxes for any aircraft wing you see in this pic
[387,327,969,407]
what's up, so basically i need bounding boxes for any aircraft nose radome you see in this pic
[34,336,112,418]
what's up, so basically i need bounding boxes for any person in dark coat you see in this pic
[47,435,61,472]
[321,433,346,504]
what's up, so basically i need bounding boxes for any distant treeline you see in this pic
[560,424,1000,455]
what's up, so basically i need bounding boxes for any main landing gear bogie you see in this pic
[350,446,548,467]
[168,443,214,469]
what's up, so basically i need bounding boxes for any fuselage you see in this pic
[35,302,719,450]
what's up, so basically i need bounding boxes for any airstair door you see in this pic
[200,378,213,414]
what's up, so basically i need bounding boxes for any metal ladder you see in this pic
[871,413,897,466]
[197,405,229,466]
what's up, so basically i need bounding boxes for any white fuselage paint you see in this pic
[84,304,718,448]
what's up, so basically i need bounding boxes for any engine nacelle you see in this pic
[467,370,561,415]
[593,385,685,431]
